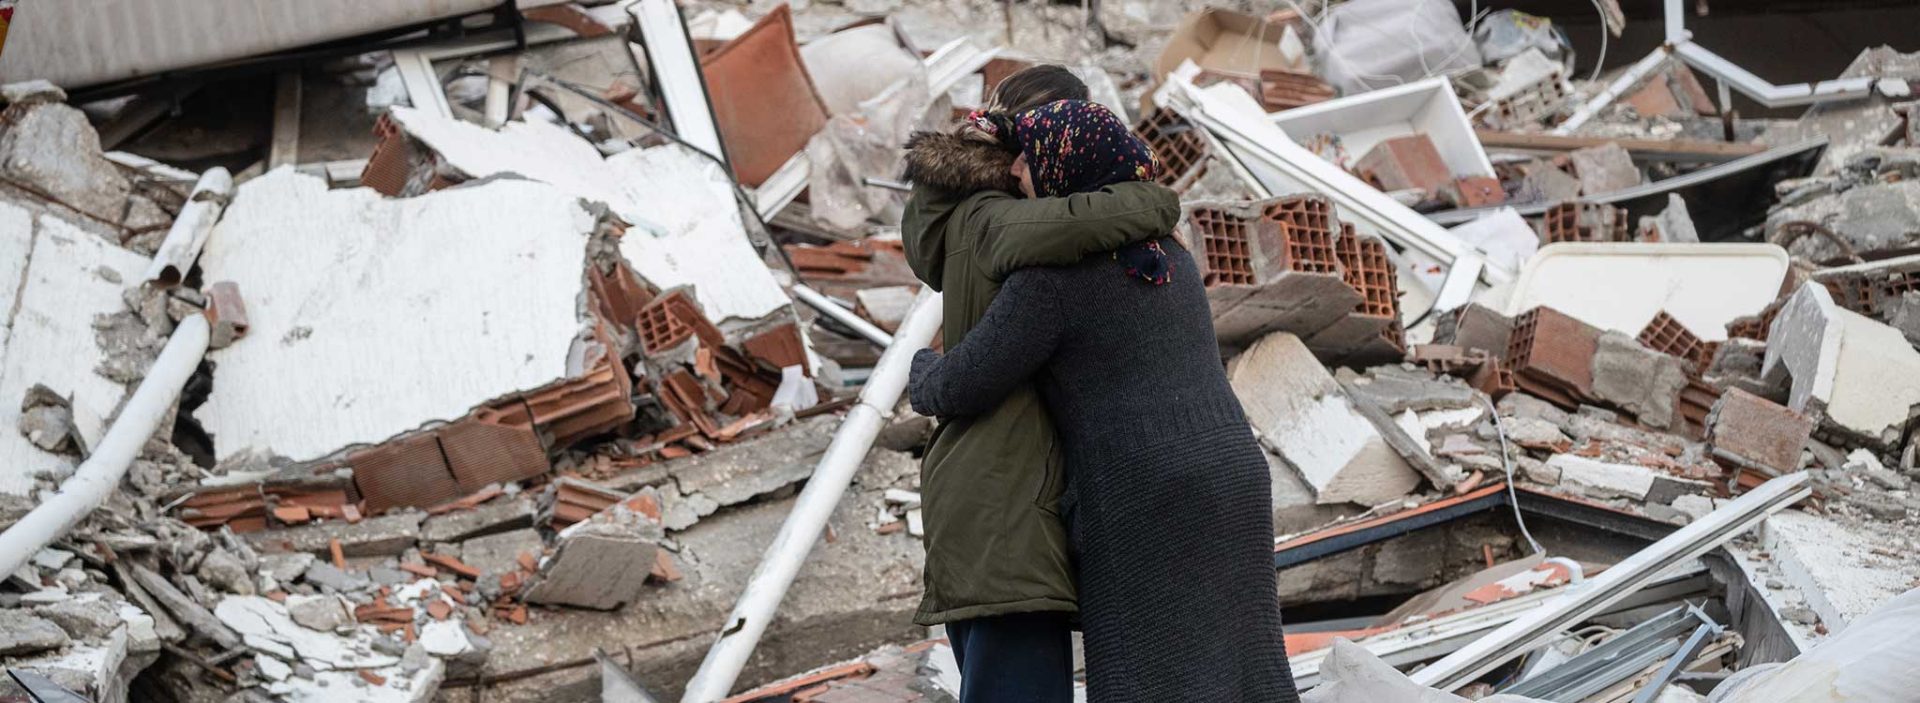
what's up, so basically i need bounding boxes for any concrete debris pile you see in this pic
[4,0,1920,702]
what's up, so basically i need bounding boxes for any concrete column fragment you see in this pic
[1763,281,1920,450]
[1228,333,1421,505]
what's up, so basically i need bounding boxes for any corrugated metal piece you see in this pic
[699,4,829,186]
[350,432,463,514]
[441,404,550,492]
[0,0,499,89]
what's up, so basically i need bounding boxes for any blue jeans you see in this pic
[946,611,1074,703]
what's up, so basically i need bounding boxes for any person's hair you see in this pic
[988,65,1089,115]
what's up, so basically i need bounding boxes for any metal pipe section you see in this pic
[791,284,894,348]
[0,314,211,580]
[680,287,942,702]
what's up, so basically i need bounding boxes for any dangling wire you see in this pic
[1486,395,1546,555]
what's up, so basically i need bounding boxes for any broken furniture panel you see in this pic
[699,4,829,187]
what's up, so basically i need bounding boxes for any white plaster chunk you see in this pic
[0,204,149,496]
[194,170,596,464]
[215,595,401,671]
[1764,281,1920,445]
[418,620,476,658]
[1544,454,1656,501]
[1229,333,1420,505]
[388,107,790,325]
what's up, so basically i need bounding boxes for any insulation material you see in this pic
[194,171,597,465]
[387,108,792,324]
[0,205,148,496]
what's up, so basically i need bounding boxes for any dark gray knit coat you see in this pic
[908,244,1299,702]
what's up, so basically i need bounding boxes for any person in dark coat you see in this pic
[901,67,1181,702]
[908,100,1301,703]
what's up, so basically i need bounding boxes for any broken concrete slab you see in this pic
[523,489,666,610]
[1542,454,1712,505]
[246,511,423,558]
[420,497,536,544]
[216,595,400,670]
[455,527,543,579]
[655,414,836,512]
[193,169,602,467]
[1569,142,1643,195]
[1589,331,1690,430]
[1769,179,1920,260]
[1228,333,1421,505]
[32,596,126,641]
[1763,281,1920,450]
[0,201,149,497]
[1759,510,1920,634]
[284,594,353,633]
[0,102,135,225]
[470,447,925,701]
[0,608,70,656]
[1339,366,1483,415]
[386,107,793,326]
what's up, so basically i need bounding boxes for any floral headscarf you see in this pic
[1012,100,1172,285]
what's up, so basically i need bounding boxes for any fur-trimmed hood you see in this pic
[903,129,1020,195]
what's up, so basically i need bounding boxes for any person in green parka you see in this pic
[899,66,1181,702]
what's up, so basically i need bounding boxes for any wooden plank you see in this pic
[269,71,303,169]
[1475,130,1766,163]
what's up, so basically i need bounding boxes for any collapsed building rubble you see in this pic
[2,0,1920,701]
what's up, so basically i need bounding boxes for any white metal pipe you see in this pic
[1552,48,1672,136]
[144,167,232,288]
[0,314,211,580]
[791,283,893,348]
[681,287,942,702]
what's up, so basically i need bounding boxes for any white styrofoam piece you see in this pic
[1502,243,1790,342]
[0,0,498,88]
[1269,77,1496,181]
[1447,208,1539,277]
[195,170,595,465]
[388,108,791,325]
[0,206,148,496]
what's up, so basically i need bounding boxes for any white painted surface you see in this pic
[389,108,791,324]
[1763,281,1920,442]
[1448,208,1539,274]
[1269,77,1496,181]
[1505,243,1790,342]
[216,595,400,670]
[1545,455,1656,502]
[0,206,149,496]
[1762,511,1920,634]
[1228,333,1419,506]
[0,0,498,88]
[607,146,792,325]
[195,170,595,464]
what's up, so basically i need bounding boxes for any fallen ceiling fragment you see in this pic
[193,170,599,466]
[0,202,150,497]
[384,107,792,326]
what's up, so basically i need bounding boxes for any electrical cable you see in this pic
[1586,0,1611,82]
[1485,395,1546,555]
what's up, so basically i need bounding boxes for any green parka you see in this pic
[902,172,1181,625]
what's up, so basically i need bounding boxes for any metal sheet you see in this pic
[0,0,498,88]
